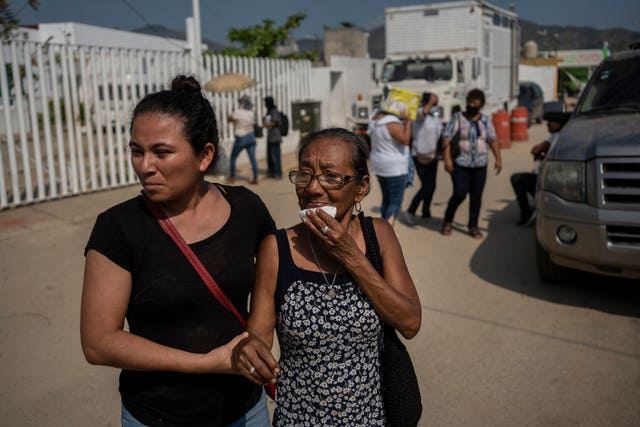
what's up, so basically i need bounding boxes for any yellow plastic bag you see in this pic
[381,87,421,120]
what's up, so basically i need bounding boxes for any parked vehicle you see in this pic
[346,93,371,145]
[518,81,544,126]
[535,46,640,282]
[361,0,519,124]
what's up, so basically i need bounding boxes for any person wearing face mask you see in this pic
[405,92,442,224]
[441,89,502,238]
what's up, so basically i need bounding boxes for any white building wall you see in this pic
[309,67,332,129]
[330,56,383,126]
[519,64,558,102]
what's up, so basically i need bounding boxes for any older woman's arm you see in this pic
[232,235,280,385]
[305,211,421,339]
[81,250,247,374]
[352,218,421,338]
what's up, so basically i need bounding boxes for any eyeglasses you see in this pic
[288,170,361,189]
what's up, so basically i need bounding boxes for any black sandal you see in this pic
[468,227,483,239]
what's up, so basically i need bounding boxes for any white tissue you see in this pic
[298,205,337,220]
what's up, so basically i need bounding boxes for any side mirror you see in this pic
[471,57,481,79]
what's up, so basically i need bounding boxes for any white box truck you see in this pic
[369,0,520,123]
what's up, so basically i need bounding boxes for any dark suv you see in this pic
[535,46,640,282]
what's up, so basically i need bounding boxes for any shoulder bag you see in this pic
[449,112,462,159]
[140,190,277,400]
[358,212,422,426]
[253,123,264,138]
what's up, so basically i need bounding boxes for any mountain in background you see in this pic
[519,19,640,53]
[321,19,640,60]
[132,25,227,51]
[133,20,639,60]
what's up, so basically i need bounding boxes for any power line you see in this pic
[120,0,188,51]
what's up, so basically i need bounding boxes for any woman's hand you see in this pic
[441,137,454,174]
[494,158,502,175]
[302,209,361,262]
[444,159,455,174]
[232,333,280,385]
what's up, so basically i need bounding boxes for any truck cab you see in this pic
[535,46,640,281]
[369,55,470,123]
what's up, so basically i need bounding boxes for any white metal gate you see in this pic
[0,40,311,209]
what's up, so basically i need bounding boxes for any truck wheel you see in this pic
[536,238,571,284]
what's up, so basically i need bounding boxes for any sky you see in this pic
[10,0,640,45]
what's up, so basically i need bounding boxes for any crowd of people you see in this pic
[81,74,550,426]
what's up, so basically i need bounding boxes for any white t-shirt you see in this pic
[231,109,254,137]
[411,109,442,157]
[368,114,410,177]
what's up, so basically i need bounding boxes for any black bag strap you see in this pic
[358,212,403,343]
[358,212,383,276]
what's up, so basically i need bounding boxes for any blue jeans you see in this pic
[121,389,270,427]
[377,174,408,220]
[444,165,487,228]
[230,133,258,179]
[266,142,282,178]
[407,157,438,217]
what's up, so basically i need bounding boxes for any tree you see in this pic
[221,12,308,58]
[1,0,40,41]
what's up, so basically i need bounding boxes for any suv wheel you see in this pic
[536,238,571,284]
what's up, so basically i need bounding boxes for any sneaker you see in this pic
[249,178,259,185]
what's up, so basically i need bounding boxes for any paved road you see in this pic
[1,124,638,426]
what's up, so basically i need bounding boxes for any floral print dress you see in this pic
[273,229,385,426]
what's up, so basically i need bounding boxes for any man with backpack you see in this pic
[262,96,288,179]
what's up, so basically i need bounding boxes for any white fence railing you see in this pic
[0,40,311,209]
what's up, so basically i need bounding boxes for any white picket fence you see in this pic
[0,40,312,209]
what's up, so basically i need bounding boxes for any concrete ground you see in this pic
[1,124,639,426]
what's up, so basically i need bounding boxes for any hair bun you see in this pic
[171,75,201,93]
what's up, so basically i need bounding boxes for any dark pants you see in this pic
[444,165,487,228]
[510,172,537,219]
[408,157,438,217]
[266,142,282,178]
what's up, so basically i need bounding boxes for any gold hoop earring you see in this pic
[354,201,362,213]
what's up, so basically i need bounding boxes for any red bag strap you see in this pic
[140,191,247,328]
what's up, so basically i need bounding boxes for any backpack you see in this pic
[279,112,289,136]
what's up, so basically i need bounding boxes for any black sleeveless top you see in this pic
[272,229,385,426]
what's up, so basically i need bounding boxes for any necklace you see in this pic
[307,229,341,298]
[305,216,354,298]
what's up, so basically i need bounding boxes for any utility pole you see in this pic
[187,0,202,74]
